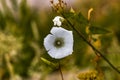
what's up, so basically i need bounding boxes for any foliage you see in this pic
[0,0,120,80]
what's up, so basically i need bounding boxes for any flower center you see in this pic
[54,38,64,48]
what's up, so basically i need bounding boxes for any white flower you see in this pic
[44,27,73,59]
[53,16,64,26]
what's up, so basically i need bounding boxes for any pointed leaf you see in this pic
[70,7,75,13]
[41,57,58,68]
[63,11,75,18]
[76,12,88,25]
[89,26,110,34]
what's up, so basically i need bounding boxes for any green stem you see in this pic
[59,61,64,80]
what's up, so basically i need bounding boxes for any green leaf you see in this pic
[76,12,88,25]
[20,0,28,16]
[89,26,111,34]
[0,11,6,29]
[41,57,58,68]
[63,11,75,18]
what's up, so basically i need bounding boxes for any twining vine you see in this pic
[50,0,120,74]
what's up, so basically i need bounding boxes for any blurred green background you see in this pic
[0,0,120,80]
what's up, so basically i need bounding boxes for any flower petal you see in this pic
[50,27,69,37]
[53,16,63,26]
[57,21,62,27]
[53,16,61,22]
[48,47,72,59]
[54,21,57,26]
[63,31,73,50]
[44,34,55,51]
[51,27,73,45]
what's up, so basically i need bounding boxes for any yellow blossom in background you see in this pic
[77,69,103,80]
